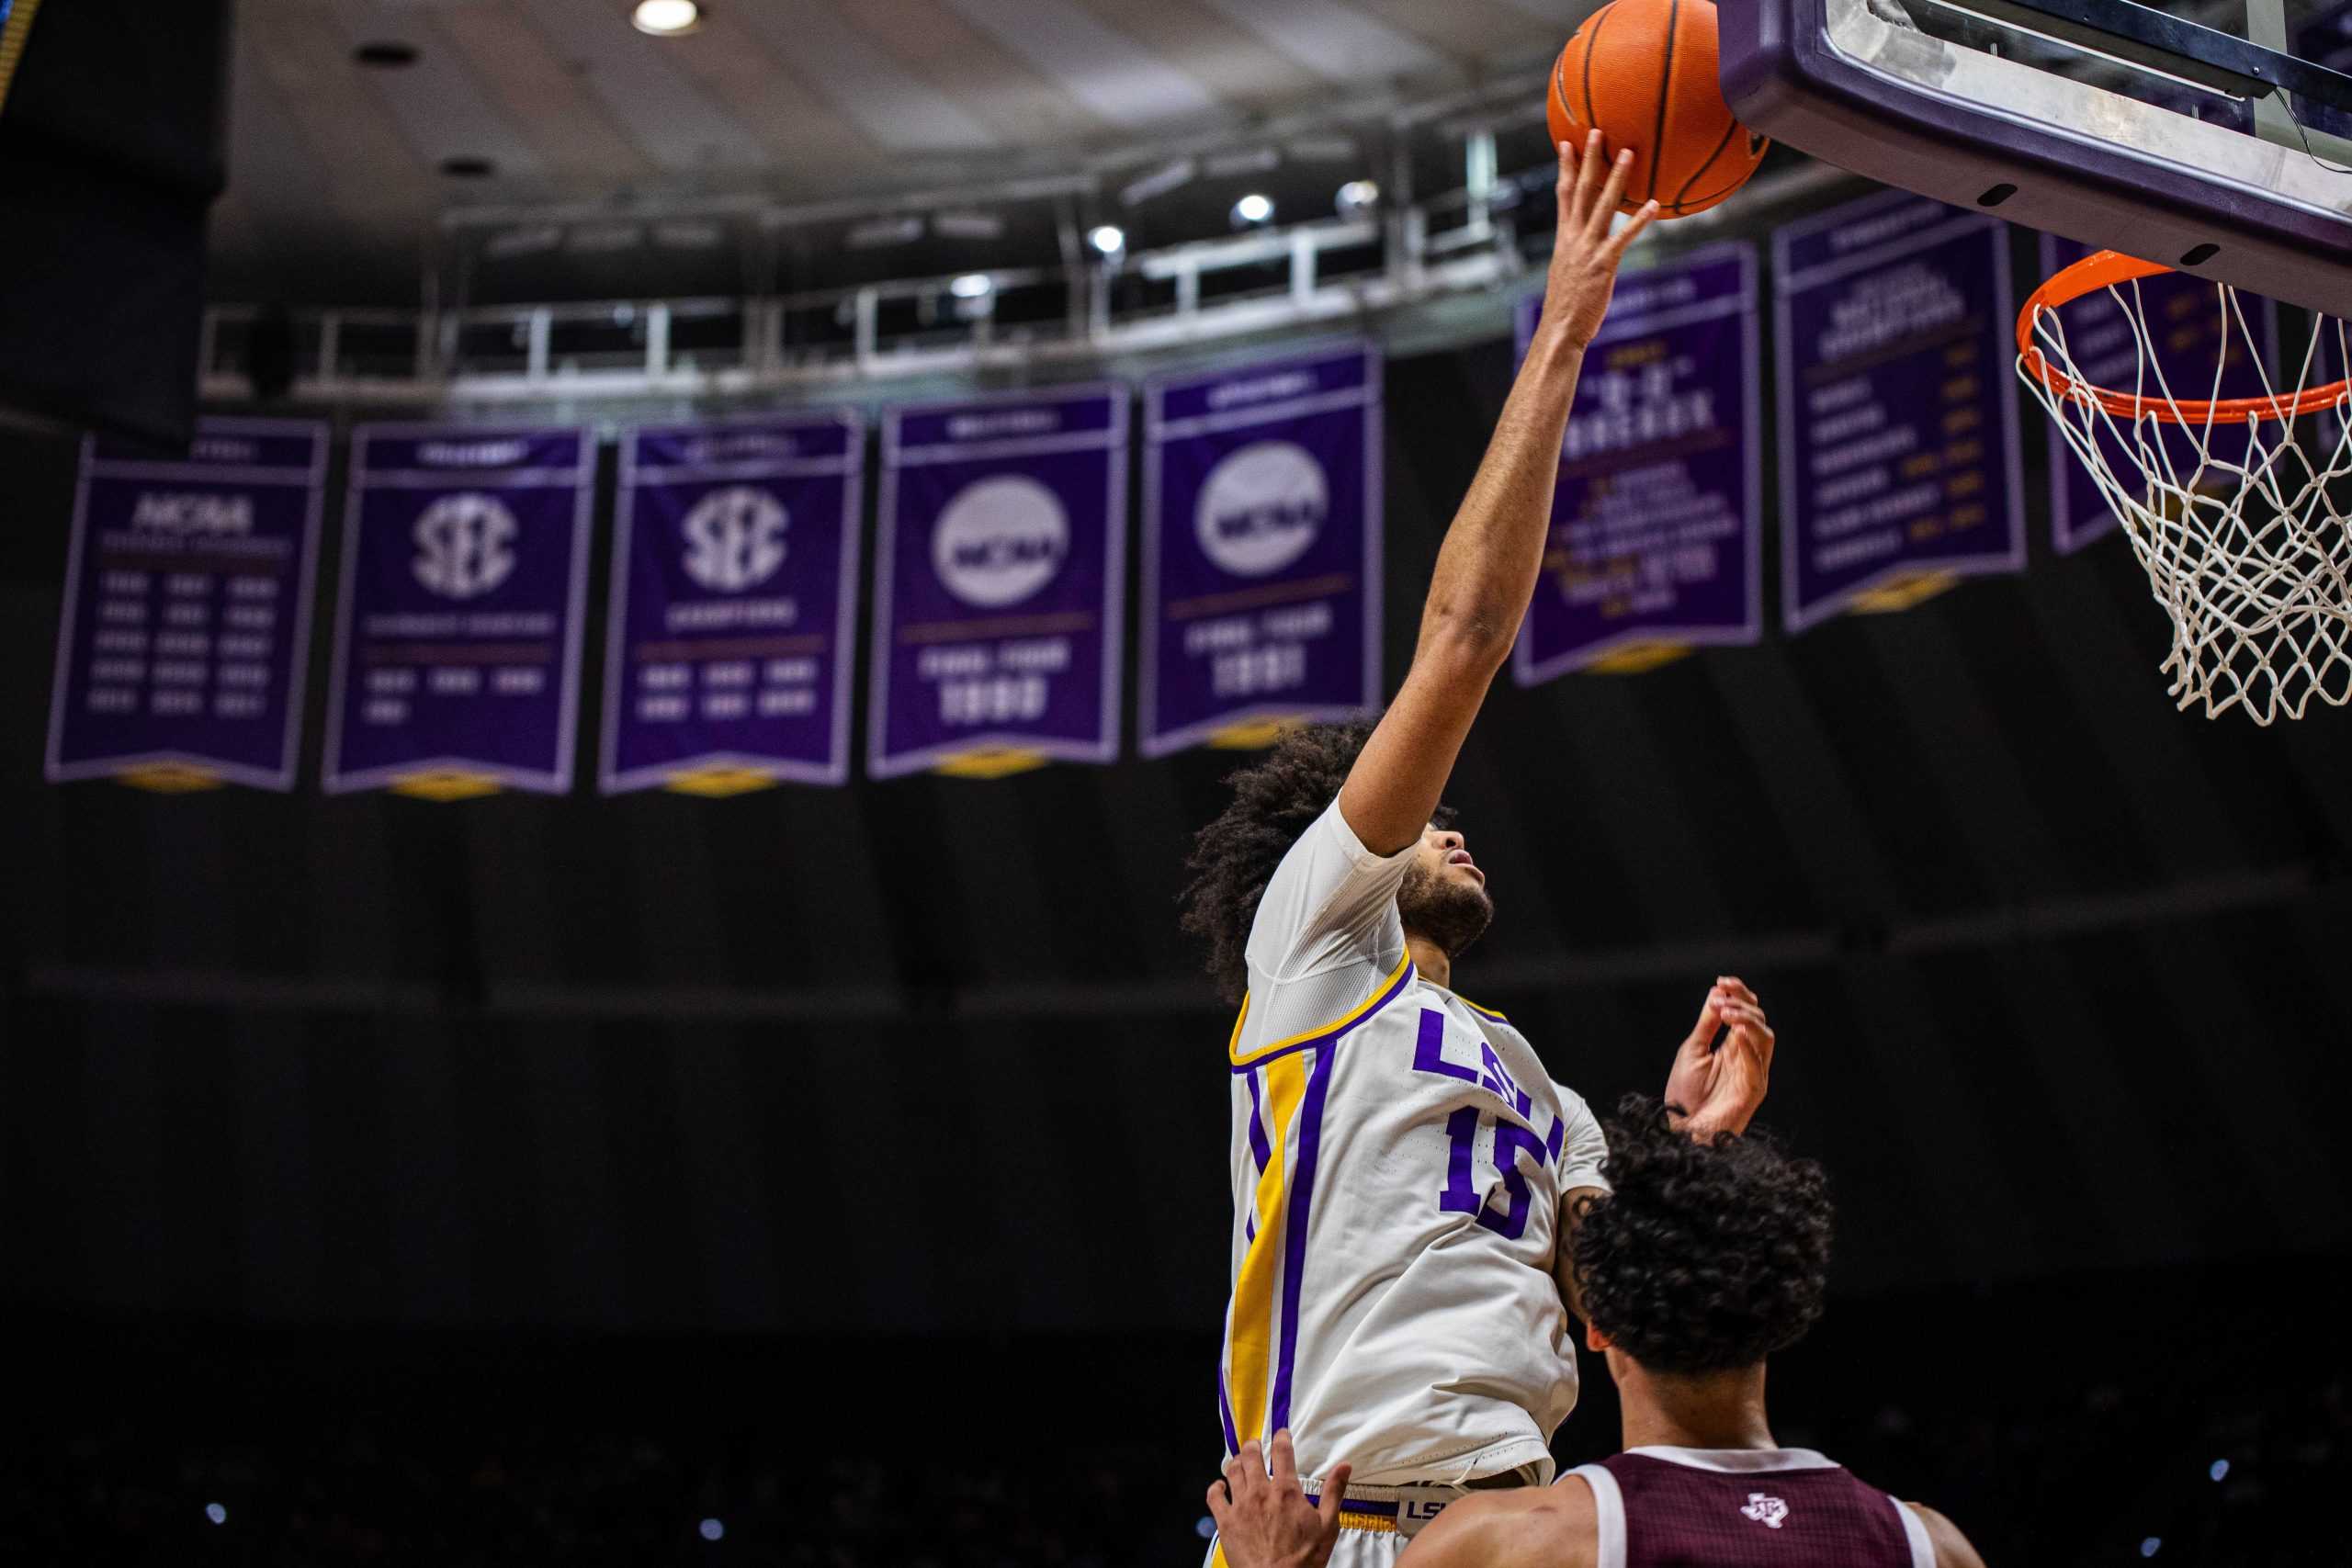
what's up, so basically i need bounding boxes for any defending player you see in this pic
[1208,1102,1990,1568]
[1180,132,1777,1562]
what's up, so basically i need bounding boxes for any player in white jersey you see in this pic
[1179,135,1777,1568]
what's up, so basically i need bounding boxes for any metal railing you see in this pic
[199,156,1854,409]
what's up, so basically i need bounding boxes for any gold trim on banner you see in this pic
[389,769,504,802]
[1584,641,1692,676]
[1207,716,1308,750]
[663,764,781,798]
[117,762,225,794]
[1849,570,1961,616]
[0,0,46,114]
[932,747,1049,780]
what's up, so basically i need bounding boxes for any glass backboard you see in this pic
[1723,0,2352,316]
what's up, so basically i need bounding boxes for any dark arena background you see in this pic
[3,2,2350,1564]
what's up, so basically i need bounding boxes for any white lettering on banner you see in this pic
[944,410,1058,440]
[940,675,1047,725]
[131,492,254,536]
[1816,264,1965,362]
[1213,645,1306,697]
[664,599,797,632]
[417,440,532,468]
[680,433,798,464]
[1206,370,1317,410]
[680,486,788,592]
[413,494,520,600]
[189,437,260,463]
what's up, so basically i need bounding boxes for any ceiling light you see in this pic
[631,1,702,37]
[1120,158,1196,209]
[1336,180,1380,218]
[1088,225,1126,256]
[846,215,923,249]
[948,273,992,299]
[1232,193,1274,227]
[933,210,1004,242]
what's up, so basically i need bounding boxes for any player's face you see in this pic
[1397,823,1495,960]
[1417,825,1486,895]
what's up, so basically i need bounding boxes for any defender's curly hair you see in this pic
[1179,719,1450,1004]
[1571,1097,1834,1377]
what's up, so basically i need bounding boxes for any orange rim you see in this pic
[2017,250,2349,426]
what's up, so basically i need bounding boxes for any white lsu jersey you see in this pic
[1217,800,1608,1489]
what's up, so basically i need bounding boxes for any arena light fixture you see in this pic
[1335,180,1380,219]
[631,1,703,37]
[948,273,992,299]
[1231,193,1274,228]
[1088,224,1126,256]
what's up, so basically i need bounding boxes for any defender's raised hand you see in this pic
[1665,976,1776,1139]
[1542,130,1661,352]
[1206,1433,1351,1568]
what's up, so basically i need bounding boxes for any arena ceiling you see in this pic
[213,0,1594,293]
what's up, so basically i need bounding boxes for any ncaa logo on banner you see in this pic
[413,493,518,599]
[681,485,788,592]
[933,475,1068,608]
[1197,440,1327,578]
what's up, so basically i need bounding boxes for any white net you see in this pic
[2019,281,2352,725]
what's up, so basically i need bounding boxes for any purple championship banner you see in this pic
[871,386,1126,780]
[45,418,327,792]
[1139,344,1381,756]
[1510,243,1761,682]
[1774,191,2026,632]
[601,412,863,795]
[323,425,594,798]
[2039,234,2280,556]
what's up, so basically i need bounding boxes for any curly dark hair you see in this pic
[1571,1097,1834,1377]
[1178,719,1452,1004]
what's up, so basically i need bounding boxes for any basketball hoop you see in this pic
[2018,251,2352,724]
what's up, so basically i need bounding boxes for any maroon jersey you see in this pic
[1568,1447,1933,1568]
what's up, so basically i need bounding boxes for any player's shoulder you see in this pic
[1408,1480,1597,1568]
[1901,1502,1989,1568]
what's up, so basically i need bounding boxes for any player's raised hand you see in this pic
[1206,1432,1351,1568]
[1664,976,1776,1139]
[1543,130,1660,351]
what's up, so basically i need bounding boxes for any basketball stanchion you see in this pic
[2018,251,2352,725]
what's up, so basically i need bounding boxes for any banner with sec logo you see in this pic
[1140,344,1382,756]
[870,386,1126,779]
[601,412,863,795]
[323,425,594,798]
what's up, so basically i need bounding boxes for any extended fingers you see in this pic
[1589,148,1636,243]
[1571,130,1609,231]
[1269,1429,1299,1489]
[1609,198,1662,258]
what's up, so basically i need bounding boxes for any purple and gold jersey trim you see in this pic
[1456,994,1510,1024]
[1228,954,1416,1070]
[1221,953,1416,1459]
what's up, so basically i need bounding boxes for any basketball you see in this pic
[1547,0,1768,219]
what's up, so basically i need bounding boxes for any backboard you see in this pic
[1722,0,2352,316]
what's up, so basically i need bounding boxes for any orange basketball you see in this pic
[1546,0,1768,220]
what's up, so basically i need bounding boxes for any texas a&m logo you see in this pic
[1741,1493,1790,1529]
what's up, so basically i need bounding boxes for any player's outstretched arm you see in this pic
[1907,1503,1991,1568]
[1335,132,1657,856]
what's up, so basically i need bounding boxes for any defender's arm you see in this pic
[1337,133,1656,855]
